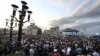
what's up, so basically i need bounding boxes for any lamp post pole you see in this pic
[3,25,7,35]
[17,16,23,46]
[9,17,13,41]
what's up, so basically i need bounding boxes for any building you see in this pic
[43,30,52,35]
[26,22,42,35]
[0,28,9,35]
[50,26,61,35]
[43,26,61,35]
[0,28,27,40]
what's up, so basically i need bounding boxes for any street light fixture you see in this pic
[27,11,32,22]
[21,1,27,5]
[11,4,19,17]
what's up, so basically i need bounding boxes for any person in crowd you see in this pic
[53,49,61,56]
[29,47,34,56]
[92,50,100,56]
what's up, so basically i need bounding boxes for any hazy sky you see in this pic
[0,0,67,29]
[0,0,100,35]
[49,0,100,35]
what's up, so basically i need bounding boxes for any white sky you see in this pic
[0,0,67,30]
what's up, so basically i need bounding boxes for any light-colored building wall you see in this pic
[43,26,61,35]
[26,23,42,35]
[50,26,61,35]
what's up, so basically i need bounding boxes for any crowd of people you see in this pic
[0,35,100,56]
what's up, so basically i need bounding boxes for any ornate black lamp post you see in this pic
[5,4,18,41]
[11,1,32,47]
[6,19,17,41]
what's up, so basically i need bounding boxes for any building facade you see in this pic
[43,26,61,35]
[26,23,42,35]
